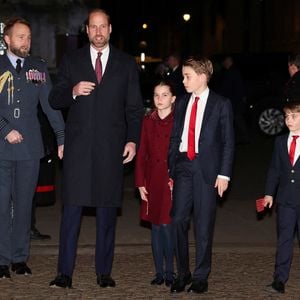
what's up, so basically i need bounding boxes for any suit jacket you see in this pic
[0,55,64,161]
[168,90,235,185]
[49,44,144,207]
[265,133,300,207]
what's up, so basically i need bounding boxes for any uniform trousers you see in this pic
[0,159,40,265]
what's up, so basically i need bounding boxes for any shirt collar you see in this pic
[90,44,109,59]
[6,51,25,68]
[192,87,209,100]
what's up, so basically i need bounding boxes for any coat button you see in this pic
[291,169,295,173]
[291,179,295,183]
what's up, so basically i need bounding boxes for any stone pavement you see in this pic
[1,250,300,299]
[2,136,300,299]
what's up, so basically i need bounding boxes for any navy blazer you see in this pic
[168,90,235,185]
[265,133,300,207]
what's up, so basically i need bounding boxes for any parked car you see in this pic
[211,53,290,136]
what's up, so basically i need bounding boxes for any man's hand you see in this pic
[264,195,273,208]
[123,142,136,164]
[58,145,64,159]
[5,130,23,144]
[214,177,229,197]
[72,81,96,97]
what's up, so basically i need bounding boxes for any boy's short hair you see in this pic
[288,54,300,69]
[283,99,300,112]
[183,56,213,82]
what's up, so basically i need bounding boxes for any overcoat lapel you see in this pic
[79,45,98,83]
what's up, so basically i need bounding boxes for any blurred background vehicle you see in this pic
[211,52,290,137]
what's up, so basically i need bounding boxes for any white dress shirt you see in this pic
[90,44,109,75]
[7,52,24,69]
[179,88,209,153]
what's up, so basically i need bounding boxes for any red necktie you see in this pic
[289,135,299,166]
[95,52,102,83]
[187,96,199,160]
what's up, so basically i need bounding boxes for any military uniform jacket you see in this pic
[0,54,64,160]
[265,133,300,207]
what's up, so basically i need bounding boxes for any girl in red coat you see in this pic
[135,80,176,286]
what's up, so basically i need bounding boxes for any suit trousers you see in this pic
[57,204,117,276]
[170,154,217,281]
[274,205,300,283]
[0,159,40,265]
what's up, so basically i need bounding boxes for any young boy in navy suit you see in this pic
[168,57,235,294]
[264,99,300,294]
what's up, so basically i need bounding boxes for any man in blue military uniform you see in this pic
[0,17,64,278]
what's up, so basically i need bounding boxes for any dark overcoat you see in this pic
[49,44,144,207]
[135,110,173,225]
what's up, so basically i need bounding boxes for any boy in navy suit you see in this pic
[168,57,235,294]
[264,99,300,294]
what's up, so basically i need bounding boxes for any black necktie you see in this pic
[16,59,22,73]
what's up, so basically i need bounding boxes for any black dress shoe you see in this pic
[50,274,72,288]
[97,274,116,288]
[187,280,208,293]
[165,272,175,287]
[265,280,285,294]
[0,265,10,278]
[150,276,164,285]
[170,273,192,293]
[30,228,51,240]
[165,278,173,287]
[11,262,32,275]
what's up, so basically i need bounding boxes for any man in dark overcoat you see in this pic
[49,9,144,288]
[0,17,64,278]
